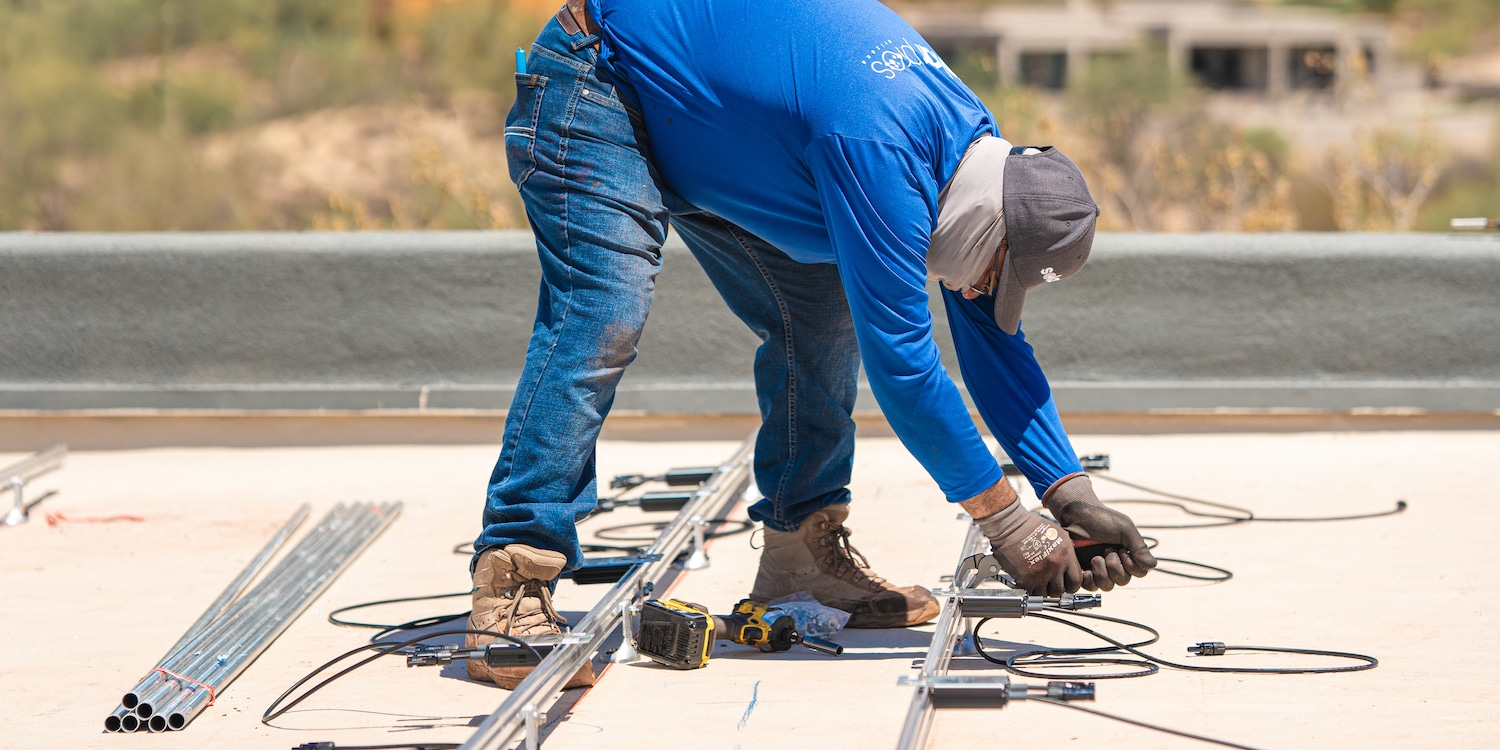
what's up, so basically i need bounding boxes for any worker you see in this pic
[467,0,1157,689]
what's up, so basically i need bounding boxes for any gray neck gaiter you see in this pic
[928,136,1012,291]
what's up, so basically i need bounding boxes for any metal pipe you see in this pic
[2,444,65,526]
[460,436,755,750]
[165,502,401,730]
[165,503,311,660]
[105,705,129,732]
[127,503,348,707]
[120,712,141,732]
[119,503,310,711]
[141,503,375,719]
[0,444,66,483]
[895,519,987,750]
[136,509,367,720]
[129,503,357,714]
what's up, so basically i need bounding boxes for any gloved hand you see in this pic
[973,500,1082,596]
[1043,475,1156,591]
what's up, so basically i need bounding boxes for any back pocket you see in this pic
[505,72,548,186]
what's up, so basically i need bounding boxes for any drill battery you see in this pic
[637,599,716,669]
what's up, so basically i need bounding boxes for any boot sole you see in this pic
[844,596,941,629]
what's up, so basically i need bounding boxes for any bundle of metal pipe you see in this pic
[103,501,401,732]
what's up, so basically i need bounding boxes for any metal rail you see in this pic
[2,444,66,526]
[460,434,756,750]
[896,519,988,750]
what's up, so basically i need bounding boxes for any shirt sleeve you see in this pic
[940,287,1083,498]
[805,134,1002,502]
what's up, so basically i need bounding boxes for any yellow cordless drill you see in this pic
[636,598,843,669]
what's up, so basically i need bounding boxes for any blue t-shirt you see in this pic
[591,0,1082,500]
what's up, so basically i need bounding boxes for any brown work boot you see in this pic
[466,544,595,689]
[748,504,939,628]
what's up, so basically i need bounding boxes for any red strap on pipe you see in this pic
[153,667,217,706]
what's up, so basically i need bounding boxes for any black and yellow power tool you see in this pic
[635,598,843,670]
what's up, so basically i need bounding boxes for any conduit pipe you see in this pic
[159,504,398,730]
[138,504,381,720]
[106,502,398,732]
[109,503,315,729]
[117,503,311,718]
[128,504,357,717]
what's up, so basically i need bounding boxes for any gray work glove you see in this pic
[1043,475,1157,591]
[974,500,1082,597]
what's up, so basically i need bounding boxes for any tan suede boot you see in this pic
[466,544,596,689]
[748,504,939,628]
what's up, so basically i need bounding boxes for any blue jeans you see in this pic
[668,209,860,532]
[477,12,858,571]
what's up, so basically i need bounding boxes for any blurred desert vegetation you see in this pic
[1,0,1498,231]
[0,0,554,230]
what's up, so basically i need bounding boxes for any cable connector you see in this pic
[1188,641,1226,656]
[1045,681,1096,701]
[1055,593,1103,611]
[406,643,550,668]
[1078,454,1110,471]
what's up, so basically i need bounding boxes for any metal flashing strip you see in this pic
[459,434,755,750]
[896,519,988,749]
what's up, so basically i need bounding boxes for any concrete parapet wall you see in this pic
[2,232,1496,415]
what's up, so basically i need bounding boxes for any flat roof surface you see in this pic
[3,427,1496,749]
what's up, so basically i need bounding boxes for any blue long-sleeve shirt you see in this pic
[591,0,1083,499]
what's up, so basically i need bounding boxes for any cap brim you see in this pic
[991,252,1027,335]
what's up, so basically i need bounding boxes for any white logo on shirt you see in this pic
[862,38,949,80]
[1041,267,1062,283]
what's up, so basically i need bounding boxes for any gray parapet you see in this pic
[1,231,1495,415]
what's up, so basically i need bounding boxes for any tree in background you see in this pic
[1324,128,1449,230]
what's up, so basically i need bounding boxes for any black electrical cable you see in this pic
[329,592,471,630]
[1087,472,1407,529]
[328,592,475,641]
[975,609,1162,680]
[22,489,59,514]
[1032,697,1263,750]
[263,629,537,725]
[592,518,756,543]
[976,608,1377,680]
[1150,557,1234,582]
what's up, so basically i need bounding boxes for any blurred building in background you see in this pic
[900,0,1391,96]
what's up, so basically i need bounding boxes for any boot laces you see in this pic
[500,577,566,635]
[817,521,889,591]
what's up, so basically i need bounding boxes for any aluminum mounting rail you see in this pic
[2,443,66,526]
[460,434,756,750]
[896,517,989,750]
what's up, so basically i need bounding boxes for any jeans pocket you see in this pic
[579,83,628,114]
[505,72,548,186]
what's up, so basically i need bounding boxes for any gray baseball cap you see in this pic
[993,147,1099,335]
